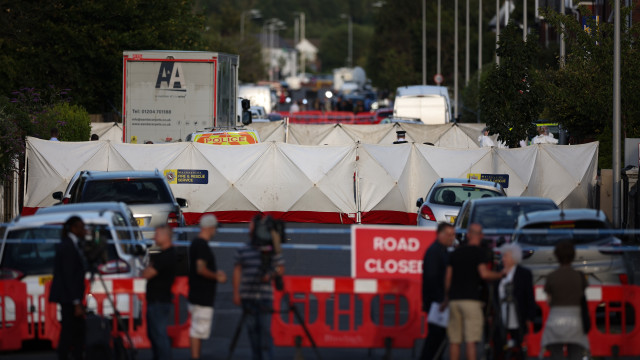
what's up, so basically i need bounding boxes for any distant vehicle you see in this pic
[513,209,630,285]
[454,197,559,245]
[374,108,393,123]
[239,85,275,114]
[380,117,423,124]
[52,170,188,238]
[416,178,506,227]
[186,130,260,144]
[0,210,148,323]
[333,66,367,93]
[393,95,451,125]
[122,51,242,144]
[250,106,267,119]
[394,85,453,124]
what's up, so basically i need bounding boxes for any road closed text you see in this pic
[352,226,436,280]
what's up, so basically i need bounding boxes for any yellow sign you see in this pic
[192,131,259,145]
[131,135,138,144]
[39,275,53,285]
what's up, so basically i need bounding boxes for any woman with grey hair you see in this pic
[494,243,537,359]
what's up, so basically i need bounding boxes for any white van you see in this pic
[394,85,453,124]
[393,95,451,124]
[239,85,275,114]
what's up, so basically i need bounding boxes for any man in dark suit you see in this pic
[495,243,537,360]
[49,216,87,360]
[420,222,456,360]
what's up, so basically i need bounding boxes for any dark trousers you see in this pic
[242,299,274,360]
[420,323,447,360]
[495,329,525,360]
[58,303,85,360]
[147,302,173,360]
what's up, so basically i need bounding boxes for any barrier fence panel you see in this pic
[0,280,33,351]
[525,285,640,357]
[40,277,190,350]
[271,276,423,350]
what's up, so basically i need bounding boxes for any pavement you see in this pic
[4,222,639,359]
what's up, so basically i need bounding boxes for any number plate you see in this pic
[135,218,145,226]
[39,275,53,285]
[449,216,457,224]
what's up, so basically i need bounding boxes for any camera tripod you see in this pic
[226,299,321,360]
[88,268,137,360]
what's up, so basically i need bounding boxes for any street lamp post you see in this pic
[523,0,527,40]
[496,0,500,65]
[340,14,353,67]
[560,0,565,67]
[240,9,261,41]
[613,0,622,227]
[455,0,459,120]
[465,0,470,86]
[437,0,442,78]
[422,0,427,85]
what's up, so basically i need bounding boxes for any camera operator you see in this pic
[143,225,177,360]
[50,215,87,360]
[232,215,285,360]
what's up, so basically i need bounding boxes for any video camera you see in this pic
[250,214,287,290]
[83,227,109,272]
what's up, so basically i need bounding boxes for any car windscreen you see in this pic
[430,185,503,207]
[79,178,172,205]
[471,202,558,229]
[2,225,118,276]
[517,220,610,245]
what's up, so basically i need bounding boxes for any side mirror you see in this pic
[176,198,188,208]
[52,191,63,201]
[416,197,424,208]
[242,111,252,125]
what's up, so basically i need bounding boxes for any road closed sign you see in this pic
[351,225,436,280]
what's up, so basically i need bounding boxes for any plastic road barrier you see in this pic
[0,280,35,351]
[271,276,424,353]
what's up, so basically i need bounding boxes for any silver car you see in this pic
[416,178,505,227]
[56,170,188,237]
[513,209,630,285]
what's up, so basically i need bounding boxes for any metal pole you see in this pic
[478,0,483,123]
[301,13,306,76]
[613,0,622,227]
[293,18,299,77]
[496,0,500,65]
[348,16,353,68]
[455,0,459,119]
[523,0,527,40]
[560,0,565,68]
[479,0,482,74]
[465,0,470,86]
[437,0,442,77]
[423,0,427,85]
[240,11,245,41]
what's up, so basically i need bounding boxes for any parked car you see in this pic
[52,170,188,237]
[36,202,142,242]
[513,209,630,285]
[0,210,148,323]
[453,197,559,245]
[416,178,506,227]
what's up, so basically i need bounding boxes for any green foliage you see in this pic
[460,68,491,123]
[479,22,544,147]
[0,0,204,113]
[541,5,640,168]
[319,23,373,70]
[36,103,91,142]
[0,99,23,181]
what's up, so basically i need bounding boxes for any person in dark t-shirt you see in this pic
[143,225,177,360]
[188,215,227,360]
[442,223,504,360]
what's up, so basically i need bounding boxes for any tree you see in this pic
[0,0,204,114]
[319,23,373,70]
[542,5,640,168]
[479,22,544,147]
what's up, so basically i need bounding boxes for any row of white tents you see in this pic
[90,121,498,148]
[25,137,598,224]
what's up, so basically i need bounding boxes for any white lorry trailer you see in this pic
[122,50,244,143]
[393,85,452,124]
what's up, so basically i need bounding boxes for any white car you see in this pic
[0,210,147,324]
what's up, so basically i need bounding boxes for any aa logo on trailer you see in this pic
[156,57,187,91]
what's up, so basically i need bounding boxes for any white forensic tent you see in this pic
[90,122,123,142]
[24,137,598,224]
